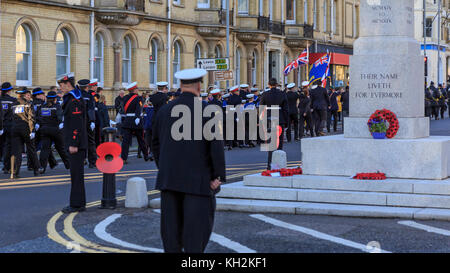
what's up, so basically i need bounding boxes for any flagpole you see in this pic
[306,42,310,82]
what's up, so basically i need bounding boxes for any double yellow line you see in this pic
[46,162,301,253]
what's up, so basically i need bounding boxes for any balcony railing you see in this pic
[125,0,145,12]
[219,9,234,25]
[258,16,270,31]
[270,21,285,35]
[303,24,314,38]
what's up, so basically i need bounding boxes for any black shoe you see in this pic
[39,168,46,175]
[227,146,232,151]
[61,206,86,214]
[34,170,40,176]
[123,160,128,165]
[50,163,58,169]
[144,155,149,162]
[137,154,142,159]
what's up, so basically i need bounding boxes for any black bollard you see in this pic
[100,127,118,209]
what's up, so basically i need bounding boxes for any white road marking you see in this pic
[94,214,164,253]
[250,214,391,253]
[153,209,256,253]
[398,220,450,236]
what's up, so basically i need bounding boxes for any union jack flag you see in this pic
[295,49,309,66]
[321,54,331,87]
[283,62,295,76]
[314,55,329,67]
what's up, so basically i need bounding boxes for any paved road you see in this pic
[0,118,450,253]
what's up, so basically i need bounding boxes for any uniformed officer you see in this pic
[259,78,289,169]
[244,93,257,148]
[149,82,169,123]
[227,86,244,149]
[142,99,154,161]
[121,82,149,164]
[201,92,209,103]
[88,79,98,97]
[59,73,88,214]
[11,87,41,178]
[36,91,70,173]
[310,82,330,136]
[286,83,300,142]
[239,84,250,101]
[209,89,222,107]
[152,68,225,253]
[0,82,16,174]
[32,88,58,170]
[78,79,97,168]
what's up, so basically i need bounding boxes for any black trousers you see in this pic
[287,113,299,141]
[160,190,216,253]
[12,125,40,175]
[2,128,12,171]
[432,106,440,119]
[313,110,328,135]
[40,127,70,170]
[33,133,57,168]
[144,129,153,156]
[327,110,338,132]
[440,104,447,119]
[69,149,86,208]
[121,128,148,161]
[299,113,314,138]
[87,126,97,164]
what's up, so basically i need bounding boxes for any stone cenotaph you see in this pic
[302,0,450,180]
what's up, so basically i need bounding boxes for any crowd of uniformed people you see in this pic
[424,81,450,120]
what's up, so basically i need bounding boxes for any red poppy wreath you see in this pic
[367,109,399,139]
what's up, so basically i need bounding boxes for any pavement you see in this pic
[1,117,450,254]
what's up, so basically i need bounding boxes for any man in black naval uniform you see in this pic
[0,82,16,174]
[78,79,97,168]
[227,86,244,149]
[120,82,149,164]
[59,73,88,214]
[310,82,330,136]
[150,82,169,122]
[285,83,299,142]
[152,68,225,253]
[11,87,41,178]
[32,88,58,170]
[36,91,70,174]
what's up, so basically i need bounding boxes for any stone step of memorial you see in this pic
[243,174,450,195]
[216,181,450,210]
[148,197,450,221]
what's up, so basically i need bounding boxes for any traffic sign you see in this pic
[196,58,229,71]
[214,71,234,81]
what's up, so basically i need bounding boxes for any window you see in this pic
[313,0,317,29]
[286,0,296,24]
[323,0,327,32]
[269,0,273,20]
[284,54,290,86]
[56,29,70,77]
[304,0,308,24]
[16,24,32,86]
[426,18,433,38]
[332,0,337,34]
[94,33,104,86]
[122,36,132,85]
[215,46,222,86]
[235,48,241,85]
[251,51,257,87]
[149,39,158,86]
[194,43,202,67]
[198,0,210,8]
[173,41,181,87]
[238,0,249,14]
[173,0,181,5]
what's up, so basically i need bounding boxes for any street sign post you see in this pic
[197,58,229,71]
[214,70,234,82]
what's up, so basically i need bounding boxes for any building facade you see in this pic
[1,0,360,104]
[414,0,450,86]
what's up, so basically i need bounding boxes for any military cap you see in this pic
[126,82,138,91]
[46,91,58,98]
[32,87,44,96]
[56,72,75,83]
[1,82,13,91]
[210,89,221,95]
[16,87,30,94]
[287,83,296,89]
[175,68,207,84]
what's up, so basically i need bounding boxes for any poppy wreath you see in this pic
[261,167,303,177]
[367,109,399,139]
[353,172,387,180]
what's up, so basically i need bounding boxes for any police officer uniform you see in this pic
[78,79,97,167]
[60,73,88,214]
[36,91,70,173]
[0,82,16,174]
[120,82,149,163]
[11,87,41,177]
[152,68,225,253]
[285,83,300,142]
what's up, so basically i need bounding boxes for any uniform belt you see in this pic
[266,107,281,110]
[125,113,136,117]
[95,107,98,111]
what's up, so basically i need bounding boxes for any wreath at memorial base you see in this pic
[261,167,303,177]
[367,109,399,139]
[353,172,386,180]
